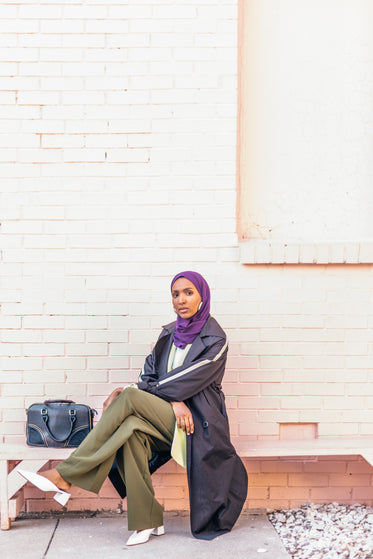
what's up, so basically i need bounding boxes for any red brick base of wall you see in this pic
[22,457,373,514]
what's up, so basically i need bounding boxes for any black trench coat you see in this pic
[137,316,248,540]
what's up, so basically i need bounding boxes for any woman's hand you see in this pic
[171,401,194,435]
[102,387,124,413]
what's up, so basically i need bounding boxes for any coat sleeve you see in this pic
[138,337,228,402]
[136,329,167,386]
[138,350,158,385]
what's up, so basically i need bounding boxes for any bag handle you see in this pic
[44,399,75,405]
[41,408,76,442]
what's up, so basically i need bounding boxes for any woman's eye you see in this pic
[186,291,193,295]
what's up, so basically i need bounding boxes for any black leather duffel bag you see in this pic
[26,399,97,448]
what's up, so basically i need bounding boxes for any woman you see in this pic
[19,271,248,545]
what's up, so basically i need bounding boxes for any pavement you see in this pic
[0,509,291,559]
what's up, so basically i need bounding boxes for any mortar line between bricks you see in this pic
[42,518,60,558]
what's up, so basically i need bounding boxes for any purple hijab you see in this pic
[171,271,211,349]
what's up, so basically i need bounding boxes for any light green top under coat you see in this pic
[168,343,192,469]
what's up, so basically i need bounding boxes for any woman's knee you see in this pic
[120,386,145,410]
[121,386,169,419]
[124,386,139,400]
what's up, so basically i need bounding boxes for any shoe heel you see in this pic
[152,525,165,536]
[53,491,70,506]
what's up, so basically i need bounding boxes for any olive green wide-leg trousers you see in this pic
[56,387,175,531]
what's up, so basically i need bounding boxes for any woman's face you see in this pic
[172,277,202,319]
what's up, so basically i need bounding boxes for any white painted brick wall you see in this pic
[1,0,240,441]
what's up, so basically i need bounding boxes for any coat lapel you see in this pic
[183,335,206,364]
[183,316,219,364]
[155,316,222,371]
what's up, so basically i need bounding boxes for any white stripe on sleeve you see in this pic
[157,339,228,387]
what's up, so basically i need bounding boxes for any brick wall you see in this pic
[1,1,373,513]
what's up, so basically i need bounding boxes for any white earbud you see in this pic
[198,301,203,310]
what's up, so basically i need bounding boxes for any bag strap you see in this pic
[44,399,75,405]
[40,407,76,442]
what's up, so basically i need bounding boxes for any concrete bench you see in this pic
[2,438,373,530]
[236,437,373,465]
[0,446,73,530]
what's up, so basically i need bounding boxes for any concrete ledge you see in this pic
[236,437,373,467]
[1,446,73,460]
[240,240,373,264]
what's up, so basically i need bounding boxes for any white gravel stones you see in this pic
[268,502,373,559]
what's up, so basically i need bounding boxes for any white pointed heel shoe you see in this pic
[17,469,71,506]
[126,525,165,546]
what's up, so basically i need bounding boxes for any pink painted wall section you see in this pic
[237,0,373,244]
[1,1,373,513]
